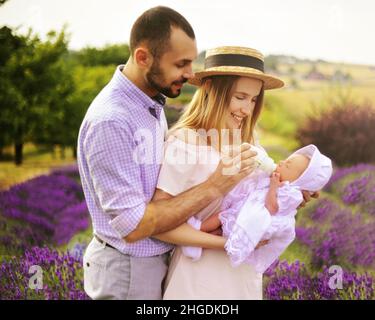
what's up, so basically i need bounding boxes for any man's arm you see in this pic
[148,189,225,249]
[125,180,221,243]
[125,144,258,243]
[82,121,258,244]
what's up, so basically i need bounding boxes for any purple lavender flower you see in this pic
[326,164,375,189]
[0,168,89,248]
[309,198,339,222]
[264,260,374,300]
[341,173,375,216]
[296,198,375,270]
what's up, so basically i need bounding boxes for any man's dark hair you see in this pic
[130,6,195,59]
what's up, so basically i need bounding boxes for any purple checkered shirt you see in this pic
[77,65,174,257]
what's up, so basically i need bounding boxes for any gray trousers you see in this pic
[83,237,170,300]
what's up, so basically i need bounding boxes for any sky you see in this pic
[1,0,375,65]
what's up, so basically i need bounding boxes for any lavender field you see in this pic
[0,165,91,299]
[1,0,375,302]
[0,164,374,300]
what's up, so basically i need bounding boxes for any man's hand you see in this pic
[298,190,320,209]
[255,239,270,249]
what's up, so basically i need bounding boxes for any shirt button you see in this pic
[86,262,90,267]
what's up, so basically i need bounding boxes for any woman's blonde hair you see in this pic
[169,75,264,152]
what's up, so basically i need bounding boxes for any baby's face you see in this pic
[275,154,310,182]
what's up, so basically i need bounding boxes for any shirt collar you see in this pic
[112,65,166,119]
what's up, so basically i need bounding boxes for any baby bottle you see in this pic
[250,145,277,174]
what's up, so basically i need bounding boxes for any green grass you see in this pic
[59,226,93,253]
[280,241,313,268]
[0,215,26,258]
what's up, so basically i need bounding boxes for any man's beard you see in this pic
[146,62,187,98]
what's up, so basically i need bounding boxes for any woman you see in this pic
[152,46,284,299]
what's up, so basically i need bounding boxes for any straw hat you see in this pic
[189,46,284,90]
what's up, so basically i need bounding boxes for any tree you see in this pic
[0,27,72,165]
[31,56,76,157]
[61,65,114,158]
[71,44,130,66]
[0,26,25,158]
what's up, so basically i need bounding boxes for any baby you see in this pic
[183,144,333,273]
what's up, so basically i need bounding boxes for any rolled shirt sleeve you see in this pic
[83,120,146,238]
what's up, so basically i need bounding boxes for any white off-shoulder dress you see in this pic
[156,134,263,300]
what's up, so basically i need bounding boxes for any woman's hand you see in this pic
[209,143,258,196]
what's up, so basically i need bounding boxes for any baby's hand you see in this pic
[270,172,283,188]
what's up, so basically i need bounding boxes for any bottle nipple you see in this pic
[250,145,277,174]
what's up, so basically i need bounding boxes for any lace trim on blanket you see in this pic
[224,222,256,267]
[219,209,236,238]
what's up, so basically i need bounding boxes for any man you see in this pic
[77,6,258,300]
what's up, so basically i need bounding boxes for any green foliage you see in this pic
[258,94,298,139]
[71,44,130,66]
[0,27,25,153]
[64,65,114,151]
[0,27,73,164]
[0,26,126,164]
[164,106,182,127]
[34,64,113,156]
